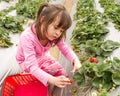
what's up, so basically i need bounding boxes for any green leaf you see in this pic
[92,76,112,90]
[112,73,120,85]
[93,63,111,73]
[101,40,120,52]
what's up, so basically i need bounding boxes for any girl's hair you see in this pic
[35,3,72,45]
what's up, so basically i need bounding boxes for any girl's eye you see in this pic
[60,30,64,33]
[54,26,58,29]
[54,25,64,33]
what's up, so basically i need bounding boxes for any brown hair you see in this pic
[35,3,72,45]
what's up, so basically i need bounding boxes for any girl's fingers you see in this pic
[59,82,71,88]
[61,79,72,85]
[56,76,72,88]
[62,79,71,84]
[59,84,66,88]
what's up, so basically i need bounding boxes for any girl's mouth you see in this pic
[52,36,57,40]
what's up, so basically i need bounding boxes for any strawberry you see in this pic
[89,57,98,63]
[69,79,73,83]
[70,80,72,83]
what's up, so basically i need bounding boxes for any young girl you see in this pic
[16,3,81,89]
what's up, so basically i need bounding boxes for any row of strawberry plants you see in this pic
[71,0,120,96]
[0,0,46,47]
[71,0,120,62]
[0,0,9,2]
[0,5,24,47]
[16,0,45,19]
[99,0,120,31]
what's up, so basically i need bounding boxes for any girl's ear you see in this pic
[40,16,45,23]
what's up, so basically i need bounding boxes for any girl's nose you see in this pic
[55,30,61,37]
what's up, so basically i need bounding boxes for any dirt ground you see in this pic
[49,0,75,96]
[50,0,74,61]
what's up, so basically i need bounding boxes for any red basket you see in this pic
[2,74,48,96]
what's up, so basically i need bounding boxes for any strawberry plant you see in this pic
[0,0,46,47]
[0,27,13,47]
[71,0,120,95]
[73,57,120,94]
[99,0,120,31]
[0,0,10,2]
[16,0,44,19]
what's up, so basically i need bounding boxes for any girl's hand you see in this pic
[48,76,71,88]
[72,58,82,72]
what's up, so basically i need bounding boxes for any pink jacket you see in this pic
[16,25,77,86]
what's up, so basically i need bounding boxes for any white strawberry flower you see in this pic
[91,91,97,96]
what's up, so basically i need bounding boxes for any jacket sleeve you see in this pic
[56,39,78,64]
[19,35,52,86]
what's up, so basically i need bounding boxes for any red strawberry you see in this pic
[69,79,72,83]
[68,79,73,83]
[89,57,98,63]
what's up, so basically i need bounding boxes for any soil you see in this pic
[50,0,75,96]
[50,0,74,61]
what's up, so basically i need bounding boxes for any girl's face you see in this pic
[45,17,65,41]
